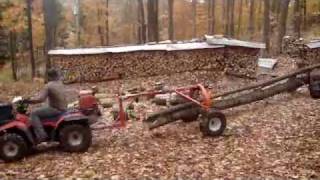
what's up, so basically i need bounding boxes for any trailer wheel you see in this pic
[200,111,226,137]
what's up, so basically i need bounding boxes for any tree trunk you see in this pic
[137,0,146,44]
[105,0,109,45]
[263,0,270,56]
[293,0,302,38]
[43,0,56,79]
[208,0,215,35]
[9,31,17,81]
[168,0,174,41]
[229,0,235,37]
[192,0,197,38]
[147,0,159,42]
[97,2,104,46]
[74,0,81,47]
[26,0,36,78]
[277,0,290,54]
[237,0,243,37]
[248,0,255,40]
[302,0,307,31]
[225,0,230,36]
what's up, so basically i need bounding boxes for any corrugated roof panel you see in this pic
[205,35,266,49]
[48,42,224,55]
[306,41,320,49]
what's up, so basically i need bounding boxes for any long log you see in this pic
[145,76,308,130]
[145,63,320,124]
[213,63,320,99]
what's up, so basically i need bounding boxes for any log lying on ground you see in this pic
[145,76,308,130]
[213,63,320,99]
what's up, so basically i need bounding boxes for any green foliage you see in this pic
[0,63,13,83]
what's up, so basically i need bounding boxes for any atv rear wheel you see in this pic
[200,111,226,137]
[0,133,28,162]
[59,124,92,152]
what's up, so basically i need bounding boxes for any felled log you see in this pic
[145,76,308,130]
[144,63,320,130]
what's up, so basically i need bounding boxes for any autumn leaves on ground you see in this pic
[0,57,319,179]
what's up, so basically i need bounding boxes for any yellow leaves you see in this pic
[1,0,44,46]
[1,1,26,32]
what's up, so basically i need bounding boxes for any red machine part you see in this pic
[79,94,98,110]
[117,84,212,128]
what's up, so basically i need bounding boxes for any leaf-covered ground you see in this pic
[0,57,319,179]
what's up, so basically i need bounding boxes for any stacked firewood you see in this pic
[282,36,305,59]
[224,47,259,78]
[51,46,260,83]
[303,48,320,66]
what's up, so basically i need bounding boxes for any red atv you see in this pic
[0,91,101,162]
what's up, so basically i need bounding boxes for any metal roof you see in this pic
[306,40,320,49]
[48,42,224,55]
[205,35,266,49]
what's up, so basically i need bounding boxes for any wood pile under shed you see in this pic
[49,38,265,83]
[301,40,320,67]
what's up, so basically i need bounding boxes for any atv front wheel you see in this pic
[59,124,92,152]
[200,111,226,137]
[0,133,28,162]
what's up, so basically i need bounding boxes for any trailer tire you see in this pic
[200,111,226,137]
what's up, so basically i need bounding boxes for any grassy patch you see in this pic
[0,63,13,83]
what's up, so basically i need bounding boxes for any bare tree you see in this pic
[9,31,17,81]
[168,0,174,40]
[105,0,109,45]
[192,0,197,38]
[263,0,270,55]
[229,0,235,37]
[147,0,159,42]
[137,0,146,44]
[237,0,243,37]
[277,0,290,54]
[248,0,255,40]
[97,1,104,45]
[302,0,307,31]
[26,0,36,78]
[208,0,215,35]
[293,0,302,38]
[43,0,60,76]
[74,0,81,47]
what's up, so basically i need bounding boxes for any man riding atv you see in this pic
[27,69,67,143]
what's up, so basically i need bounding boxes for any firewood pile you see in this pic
[282,36,305,59]
[51,42,261,83]
[224,47,259,78]
[302,41,320,67]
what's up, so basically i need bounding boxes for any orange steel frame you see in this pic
[115,84,212,128]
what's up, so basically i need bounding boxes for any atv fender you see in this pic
[0,121,35,145]
[56,113,89,127]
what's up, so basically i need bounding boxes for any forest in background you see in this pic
[0,0,320,79]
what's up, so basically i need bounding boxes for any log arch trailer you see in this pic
[113,84,227,136]
[139,63,320,136]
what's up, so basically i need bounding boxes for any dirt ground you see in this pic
[0,56,319,179]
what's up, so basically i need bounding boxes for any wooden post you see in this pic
[9,31,17,81]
